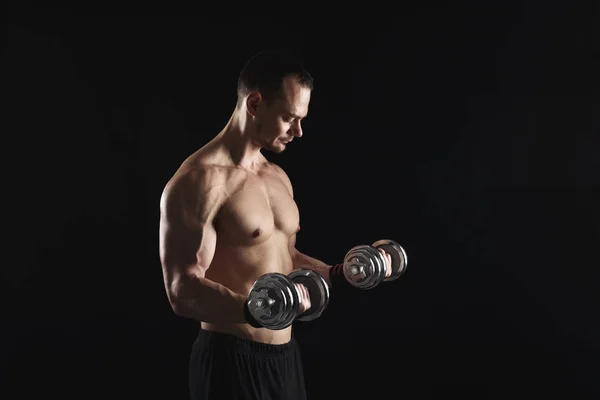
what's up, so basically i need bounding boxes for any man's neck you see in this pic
[215,111,264,169]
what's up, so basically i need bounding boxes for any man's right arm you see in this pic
[159,169,248,324]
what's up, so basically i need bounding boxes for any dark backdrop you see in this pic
[3,5,598,399]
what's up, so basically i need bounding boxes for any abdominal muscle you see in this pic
[201,232,295,345]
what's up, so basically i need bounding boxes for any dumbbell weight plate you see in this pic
[364,244,388,286]
[343,245,384,290]
[342,245,373,289]
[288,269,330,322]
[247,273,299,330]
[372,239,408,281]
[362,243,388,287]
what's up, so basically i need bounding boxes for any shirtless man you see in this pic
[159,50,392,400]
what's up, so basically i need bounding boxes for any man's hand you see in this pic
[295,283,312,313]
[377,248,393,278]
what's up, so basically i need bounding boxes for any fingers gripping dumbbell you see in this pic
[245,269,330,330]
[339,239,408,290]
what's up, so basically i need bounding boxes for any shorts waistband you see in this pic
[196,328,297,356]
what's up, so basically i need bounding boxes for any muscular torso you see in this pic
[180,146,300,344]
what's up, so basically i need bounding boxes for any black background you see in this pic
[3,4,599,399]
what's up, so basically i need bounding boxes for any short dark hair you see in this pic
[237,49,313,106]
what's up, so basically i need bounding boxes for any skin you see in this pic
[159,76,391,345]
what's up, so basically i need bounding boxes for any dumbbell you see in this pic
[245,269,330,330]
[340,239,408,290]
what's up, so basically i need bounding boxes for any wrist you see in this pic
[328,263,352,289]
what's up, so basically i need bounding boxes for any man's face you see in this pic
[253,77,311,153]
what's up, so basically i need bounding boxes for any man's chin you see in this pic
[263,143,287,154]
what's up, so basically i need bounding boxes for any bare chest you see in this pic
[215,173,299,244]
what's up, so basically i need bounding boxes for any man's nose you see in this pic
[292,121,303,137]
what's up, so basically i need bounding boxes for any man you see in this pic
[159,49,392,400]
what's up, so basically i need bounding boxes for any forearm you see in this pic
[169,274,247,324]
[292,249,360,293]
[292,250,333,286]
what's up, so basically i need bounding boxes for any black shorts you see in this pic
[189,329,307,400]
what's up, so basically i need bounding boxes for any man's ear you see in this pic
[246,92,262,117]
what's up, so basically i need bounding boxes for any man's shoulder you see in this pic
[166,162,228,195]
[160,166,229,216]
[265,161,290,180]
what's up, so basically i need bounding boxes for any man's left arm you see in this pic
[288,233,393,291]
[289,234,333,286]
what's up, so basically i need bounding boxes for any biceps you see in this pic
[160,221,217,279]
